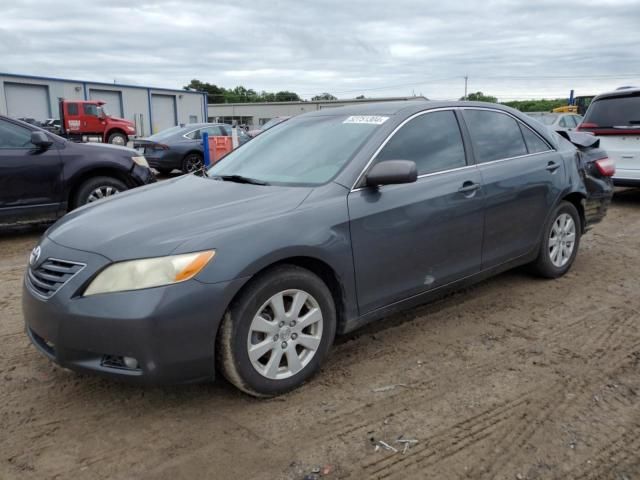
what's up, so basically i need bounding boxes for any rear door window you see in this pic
[375,110,467,175]
[463,110,528,162]
[583,94,640,128]
[67,103,79,115]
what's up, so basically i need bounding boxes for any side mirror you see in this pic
[365,160,417,187]
[31,131,53,149]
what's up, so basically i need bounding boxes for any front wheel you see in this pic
[107,132,127,146]
[217,265,336,397]
[530,201,581,278]
[72,176,127,209]
[182,153,203,174]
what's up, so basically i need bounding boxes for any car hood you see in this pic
[47,175,312,261]
[72,141,137,156]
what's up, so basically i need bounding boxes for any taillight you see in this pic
[577,122,598,130]
[594,157,615,177]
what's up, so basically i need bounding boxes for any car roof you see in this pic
[593,87,640,101]
[303,100,527,118]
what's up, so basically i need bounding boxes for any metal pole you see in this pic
[202,132,210,167]
[464,75,468,100]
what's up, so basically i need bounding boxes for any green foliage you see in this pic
[501,98,568,112]
[311,92,338,101]
[184,79,301,104]
[461,91,498,103]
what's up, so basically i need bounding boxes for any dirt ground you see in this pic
[1,189,639,480]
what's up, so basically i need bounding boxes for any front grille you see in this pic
[27,258,85,299]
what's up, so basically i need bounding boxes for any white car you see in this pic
[577,88,640,187]
[527,112,584,131]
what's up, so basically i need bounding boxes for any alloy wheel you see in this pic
[548,213,576,267]
[184,155,203,173]
[87,186,120,203]
[247,289,323,380]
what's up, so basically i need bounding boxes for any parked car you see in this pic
[0,115,155,225]
[248,116,290,137]
[527,112,584,131]
[577,87,640,187]
[23,101,612,396]
[134,123,251,175]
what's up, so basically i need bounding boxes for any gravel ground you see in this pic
[1,189,639,480]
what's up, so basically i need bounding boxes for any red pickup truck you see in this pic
[58,99,136,145]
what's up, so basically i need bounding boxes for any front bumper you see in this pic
[22,237,246,385]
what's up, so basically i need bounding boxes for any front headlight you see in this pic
[132,155,149,168]
[84,250,215,296]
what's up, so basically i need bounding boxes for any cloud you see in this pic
[1,0,639,100]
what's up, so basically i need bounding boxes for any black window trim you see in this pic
[352,107,473,191]
[459,107,554,165]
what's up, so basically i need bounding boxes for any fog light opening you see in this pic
[101,355,141,371]
[123,356,139,370]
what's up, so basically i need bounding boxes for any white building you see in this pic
[0,72,207,136]
[208,96,428,127]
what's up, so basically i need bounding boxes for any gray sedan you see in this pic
[23,101,612,396]
[134,123,250,175]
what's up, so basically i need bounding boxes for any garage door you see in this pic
[89,89,123,117]
[151,94,176,133]
[4,83,50,121]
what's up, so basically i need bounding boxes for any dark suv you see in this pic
[0,115,155,225]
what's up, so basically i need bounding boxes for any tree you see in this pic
[501,98,567,112]
[312,93,338,101]
[461,91,498,103]
[184,79,301,103]
[355,95,366,99]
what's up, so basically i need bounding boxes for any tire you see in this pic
[72,176,127,209]
[530,201,581,278]
[181,153,203,174]
[107,132,127,146]
[217,265,336,397]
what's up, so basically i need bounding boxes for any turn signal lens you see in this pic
[175,251,215,282]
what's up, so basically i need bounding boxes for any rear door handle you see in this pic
[458,181,480,195]
[546,161,560,172]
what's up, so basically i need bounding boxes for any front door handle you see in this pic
[546,161,560,172]
[458,181,480,196]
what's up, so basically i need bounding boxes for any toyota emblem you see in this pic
[29,246,41,267]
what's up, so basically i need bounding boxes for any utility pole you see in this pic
[464,75,468,100]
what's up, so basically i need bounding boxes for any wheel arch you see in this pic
[219,255,348,338]
[561,191,587,233]
[67,167,136,211]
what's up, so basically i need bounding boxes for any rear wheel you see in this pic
[182,153,203,174]
[530,201,581,278]
[107,132,127,146]
[217,265,336,397]
[72,176,127,209]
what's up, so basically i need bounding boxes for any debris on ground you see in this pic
[371,384,410,393]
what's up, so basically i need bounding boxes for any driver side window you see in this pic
[83,104,99,116]
[375,110,467,175]
[0,120,33,149]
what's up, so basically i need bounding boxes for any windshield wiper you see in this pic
[213,174,270,186]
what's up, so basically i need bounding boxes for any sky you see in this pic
[1,0,640,101]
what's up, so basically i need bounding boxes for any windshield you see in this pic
[209,115,383,186]
[529,113,558,125]
[261,117,287,130]
[147,125,186,141]
[583,94,640,127]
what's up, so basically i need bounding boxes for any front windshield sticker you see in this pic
[343,115,389,125]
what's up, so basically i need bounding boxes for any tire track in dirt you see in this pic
[352,305,640,479]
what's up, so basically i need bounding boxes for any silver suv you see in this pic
[577,88,640,186]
